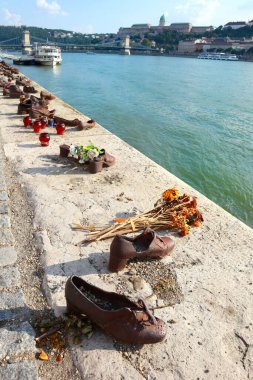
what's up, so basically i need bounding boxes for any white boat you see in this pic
[198,52,238,61]
[13,44,62,66]
[34,45,62,66]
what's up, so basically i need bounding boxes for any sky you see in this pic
[0,0,252,34]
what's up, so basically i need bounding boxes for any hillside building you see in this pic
[178,36,253,53]
[223,21,247,29]
[117,15,213,37]
[178,39,206,53]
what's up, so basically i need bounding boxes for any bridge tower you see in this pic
[122,36,131,55]
[22,31,32,55]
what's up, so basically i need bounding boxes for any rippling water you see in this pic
[17,53,253,227]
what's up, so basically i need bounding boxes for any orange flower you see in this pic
[38,350,49,361]
[178,226,189,236]
[114,217,127,223]
[162,187,180,202]
[192,220,202,227]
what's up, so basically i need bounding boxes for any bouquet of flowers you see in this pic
[69,143,103,163]
[72,187,203,244]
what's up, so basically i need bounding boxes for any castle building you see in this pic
[117,15,213,38]
[159,14,166,27]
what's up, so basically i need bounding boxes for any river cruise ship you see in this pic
[33,45,62,66]
[13,44,62,66]
[198,52,238,61]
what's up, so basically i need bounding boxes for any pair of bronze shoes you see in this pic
[88,150,116,173]
[65,229,175,345]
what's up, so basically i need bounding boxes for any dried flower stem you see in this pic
[72,190,203,244]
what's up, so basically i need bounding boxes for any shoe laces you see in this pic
[137,298,157,325]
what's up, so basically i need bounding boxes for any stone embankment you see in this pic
[0,132,38,378]
[0,71,253,380]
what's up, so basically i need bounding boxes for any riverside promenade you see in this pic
[0,74,253,380]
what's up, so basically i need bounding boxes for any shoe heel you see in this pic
[108,255,129,272]
[66,301,81,316]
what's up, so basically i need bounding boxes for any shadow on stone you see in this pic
[44,255,109,277]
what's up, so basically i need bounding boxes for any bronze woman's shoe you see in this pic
[40,90,56,100]
[109,228,175,272]
[65,275,166,344]
[23,85,38,94]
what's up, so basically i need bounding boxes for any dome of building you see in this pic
[159,14,167,26]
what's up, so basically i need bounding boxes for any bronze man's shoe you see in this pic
[65,275,166,344]
[88,150,116,174]
[109,228,175,272]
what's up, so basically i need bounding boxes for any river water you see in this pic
[17,53,253,228]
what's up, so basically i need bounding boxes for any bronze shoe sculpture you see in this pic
[40,90,56,100]
[29,104,55,119]
[89,150,116,173]
[0,78,8,87]
[65,275,166,344]
[18,96,49,115]
[78,118,96,130]
[29,105,86,128]
[5,84,24,98]
[109,228,175,272]
[16,77,31,86]
[23,85,38,94]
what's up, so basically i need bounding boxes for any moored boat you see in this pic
[13,44,62,67]
[34,45,62,66]
[198,52,238,61]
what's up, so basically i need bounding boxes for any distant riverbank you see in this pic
[7,47,253,62]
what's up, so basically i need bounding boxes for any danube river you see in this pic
[17,53,253,228]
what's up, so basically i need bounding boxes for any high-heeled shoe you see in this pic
[109,228,175,272]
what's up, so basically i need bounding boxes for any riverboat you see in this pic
[197,53,239,61]
[34,45,62,66]
[13,44,62,67]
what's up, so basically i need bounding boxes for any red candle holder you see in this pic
[56,122,65,135]
[23,115,33,127]
[39,133,50,147]
[33,119,42,133]
[39,117,47,129]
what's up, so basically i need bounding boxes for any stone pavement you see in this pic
[0,133,38,379]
